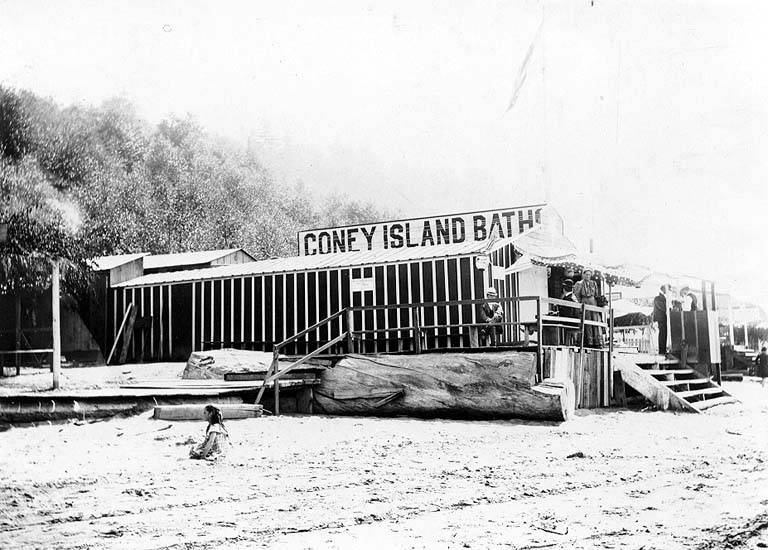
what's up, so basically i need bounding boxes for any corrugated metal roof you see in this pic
[143,248,246,270]
[113,228,576,288]
[90,253,148,271]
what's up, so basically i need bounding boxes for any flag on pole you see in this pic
[506,20,543,113]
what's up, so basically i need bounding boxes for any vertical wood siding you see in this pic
[109,255,522,361]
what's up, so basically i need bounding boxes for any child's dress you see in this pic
[189,424,228,460]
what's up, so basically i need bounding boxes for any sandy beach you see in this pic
[1,376,767,549]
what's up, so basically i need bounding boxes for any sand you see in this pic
[0,363,185,396]
[1,379,767,549]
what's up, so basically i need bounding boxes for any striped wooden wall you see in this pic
[110,256,496,362]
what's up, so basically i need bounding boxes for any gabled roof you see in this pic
[112,227,577,288]
[90,253,148,271]
[143,249,249,270]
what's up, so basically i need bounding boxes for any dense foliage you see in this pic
[0,86,391,293]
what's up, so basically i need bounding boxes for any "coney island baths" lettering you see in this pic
[299,207,542,256]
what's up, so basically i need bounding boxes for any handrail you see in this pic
[0,349,54,355]
[349,295,541,311]
[275,308,348,349]
[256,307,351,412]
[350,295,610,315]
[264,332,348,385]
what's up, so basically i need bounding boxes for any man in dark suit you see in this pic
[653,285,669,355]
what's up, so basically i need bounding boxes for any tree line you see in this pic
[0,86,391,294]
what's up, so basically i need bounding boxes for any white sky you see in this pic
[2,0,767,307]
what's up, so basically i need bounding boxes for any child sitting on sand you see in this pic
[189,405,229,460]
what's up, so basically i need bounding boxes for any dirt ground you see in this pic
[1,374,767,549]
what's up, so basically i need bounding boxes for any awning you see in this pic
[527,253,651,287]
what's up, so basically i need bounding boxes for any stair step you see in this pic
[637,358,680,366]
[676,387,724,399]
[649,369,696,377]
[661,377,710,386]
[693,396,739,411]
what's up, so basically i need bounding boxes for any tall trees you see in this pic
[0,85,394,286]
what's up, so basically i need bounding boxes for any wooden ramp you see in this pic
[614,354,738,413]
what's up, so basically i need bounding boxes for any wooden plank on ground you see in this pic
[153,404,263,420]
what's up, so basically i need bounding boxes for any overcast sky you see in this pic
[2,0,767,307]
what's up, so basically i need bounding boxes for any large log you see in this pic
[314,352,574,421]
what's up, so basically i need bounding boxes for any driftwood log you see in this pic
[153,404,263,420]
[314,352,574,421]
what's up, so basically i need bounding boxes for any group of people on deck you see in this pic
[478,267,608,348]
[555,269,605,348]
[652,284,699,355]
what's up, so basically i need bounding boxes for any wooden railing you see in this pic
[255,308,349,414]
[252,296,613,413]
[347,296,611,380]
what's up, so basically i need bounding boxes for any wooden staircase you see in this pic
[615,354,738,413]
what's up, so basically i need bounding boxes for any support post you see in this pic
[701,279,708,311]
[51,260,61,390]
[346,308,354,354]
[412,307,422,354]
[608,307,614,375]
[272,350,280,416]
[728,297,735,346]
[536,298,543,380]
[710,281,717,311]
[15,294,21,376]
[742,303,748,349]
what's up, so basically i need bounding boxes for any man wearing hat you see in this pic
[480,287,504,346]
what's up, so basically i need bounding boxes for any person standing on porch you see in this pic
[653,285,669,355]
[573,269,600,347]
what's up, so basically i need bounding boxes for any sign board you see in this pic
[350,277,375,293]
[609,292,622,301]
[298,205,545,256]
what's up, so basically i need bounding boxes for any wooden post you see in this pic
[412,307,422,354]
[272,350,280,416]
[728,297,735,346]
[742,303,748,348]
[710,281,717,311]
[346,308,354,354]
[608,307,614,388]
[701,279,708,311]
[536,298,543,380]
[665,289,672,354]
[15,294,21,376]
[51,260,61,390]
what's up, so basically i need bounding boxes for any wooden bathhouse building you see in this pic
[107,204,577,361]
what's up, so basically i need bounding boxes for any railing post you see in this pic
[536,298,543,380]
[272,349,280,416]
[346,308,355,354]
[412,307,422,354]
